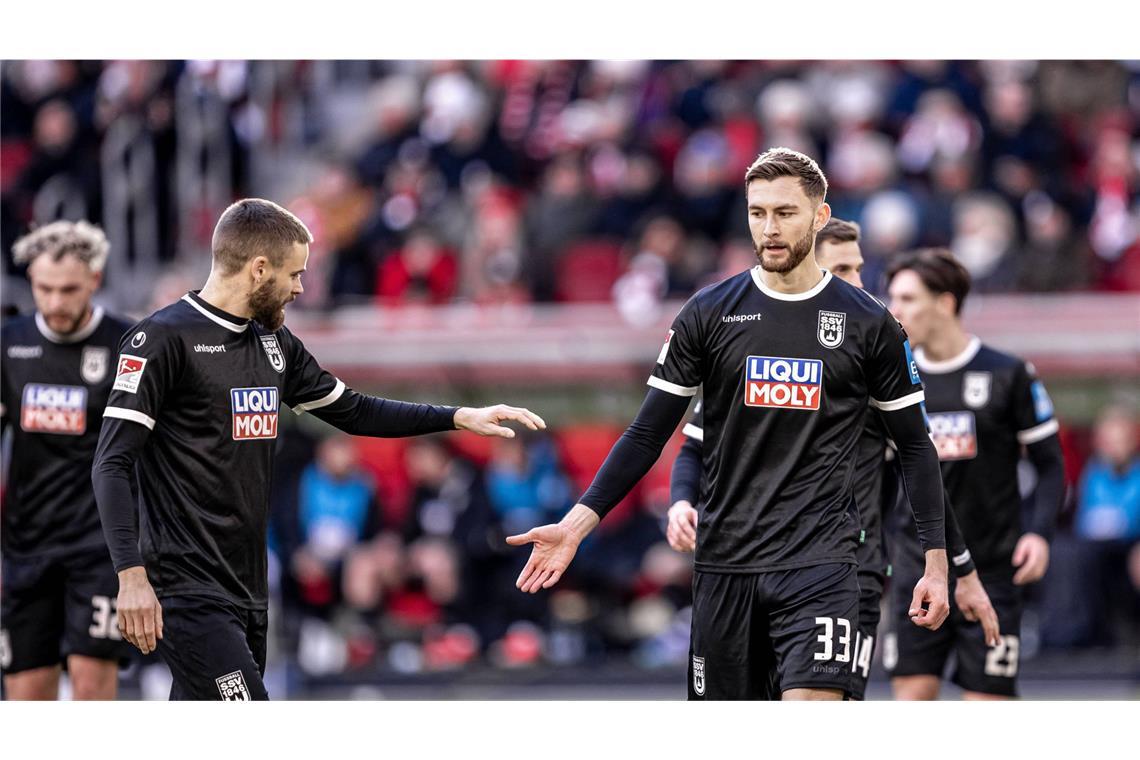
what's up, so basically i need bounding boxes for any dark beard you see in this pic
[755,230,814,274]
[250,277,287,331]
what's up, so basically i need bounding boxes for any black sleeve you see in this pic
[580,388,693,520]
[309,390,458,438]
[878,403,946,553]
[943,489,977,577]
[670,435,703,506]
[1025,435,1065,541]
[92,417,150,573]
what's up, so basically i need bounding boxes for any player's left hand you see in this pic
[455,405,546,438]
[506,523,579,593]
[1012,532,1050,585]
[910,552,950,631]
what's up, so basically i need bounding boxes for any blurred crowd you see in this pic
[4,60,1140,315]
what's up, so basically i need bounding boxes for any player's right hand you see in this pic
[666,500,698,553]
[116,566,163,655]
[506,523,580,593]
[909,571,950,632]
[954,570,1001,647]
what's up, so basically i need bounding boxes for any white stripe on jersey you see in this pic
[180,295,248,333]
[1017,418,1060,445]
[869,389,925,412]
[292,378,347,415]
[647,376,699,397]
[104,406,157,430]
[682,423,704,441]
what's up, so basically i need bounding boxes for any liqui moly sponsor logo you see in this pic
[230,387,279,441]
[21,384,87,435]
[744,356,823,411]
[928,411,977,461]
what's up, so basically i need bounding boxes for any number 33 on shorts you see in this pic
[813,616,852,662]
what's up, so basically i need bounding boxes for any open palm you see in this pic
[506,523,579,593]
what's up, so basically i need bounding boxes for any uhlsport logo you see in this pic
[692,655,706,696]
[744,356,823,411]
[215,670,251,701]
[230,387,279,440]
[20,384,87,435]
[260,335,285,373]
[928,411,977,461]
[817,310,846,349]
[112,355,147,394]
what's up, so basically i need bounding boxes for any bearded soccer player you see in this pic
[883,248,1064,700]
[666,219,999,700]
[1,221,133,700]
[91,199,545,700]
[508,149,950,701]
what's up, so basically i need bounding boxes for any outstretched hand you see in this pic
[506,523,579,593]
[455,405,546,438]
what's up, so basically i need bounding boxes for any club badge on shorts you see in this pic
[817,310,846,349]
[215,670,251,701]
[963,371,991,409]
[260,334,285,373]
[81,346,110,384]
[692,655,706,696]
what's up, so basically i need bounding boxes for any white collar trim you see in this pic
[750,267,832,301]
[35,305,104,344]
[915,335,982,374]
[181,294,248,333]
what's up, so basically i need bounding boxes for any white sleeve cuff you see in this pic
[869,390,925,412]
[292,379,346,415]
[1017,418,1059,444]
[647,375,699,397]
[682,423,704,441]
[104,406,157,430]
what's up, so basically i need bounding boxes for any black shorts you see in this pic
[688,562,859,700]
[847,571,885,701]
[157,593,269,701]
[1,548,132,675]
[884,569,1022,697]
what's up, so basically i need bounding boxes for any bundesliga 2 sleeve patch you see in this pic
[112,355,147,394]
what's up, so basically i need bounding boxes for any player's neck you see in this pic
[921,324,972,363]
[198,275,254,320]
[757,253,825,294]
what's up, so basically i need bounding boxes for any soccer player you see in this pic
[91,198,545,700]
[666,219,999,700]
[1,221,133,700]
[883,248,1065,700]
[508,148,950,701]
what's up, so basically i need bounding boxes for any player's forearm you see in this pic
[879,405,946,552]
[1025,435,1065,541]
[943,489,977,577]
[670,435,703,506]
[312,390,459,437]
[579,388,692,520]
[923,547,949,580]
[92,419,147,572]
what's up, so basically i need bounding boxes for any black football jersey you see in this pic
[653,267,924,573]
[101,292,344,608]
[1,307,132,558]
[683,398,892,579]
[890,336,1059,580]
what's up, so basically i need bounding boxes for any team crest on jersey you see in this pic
[260,335,286,373]
[231,386,279,440]
[81,346,110,384]
[928,411,977,460]
[963,371,991,409]
[744,356,823,411]
[215,670,251,701]
[20,384,88,435]
[112,355,147,394]
[817,310,846,349]
[692,655,706,696]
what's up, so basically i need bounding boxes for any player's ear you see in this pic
[814,201,831,232]
[249,255,269,284]
[90,269,104,291]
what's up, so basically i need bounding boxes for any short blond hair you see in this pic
[12,220,110,273]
